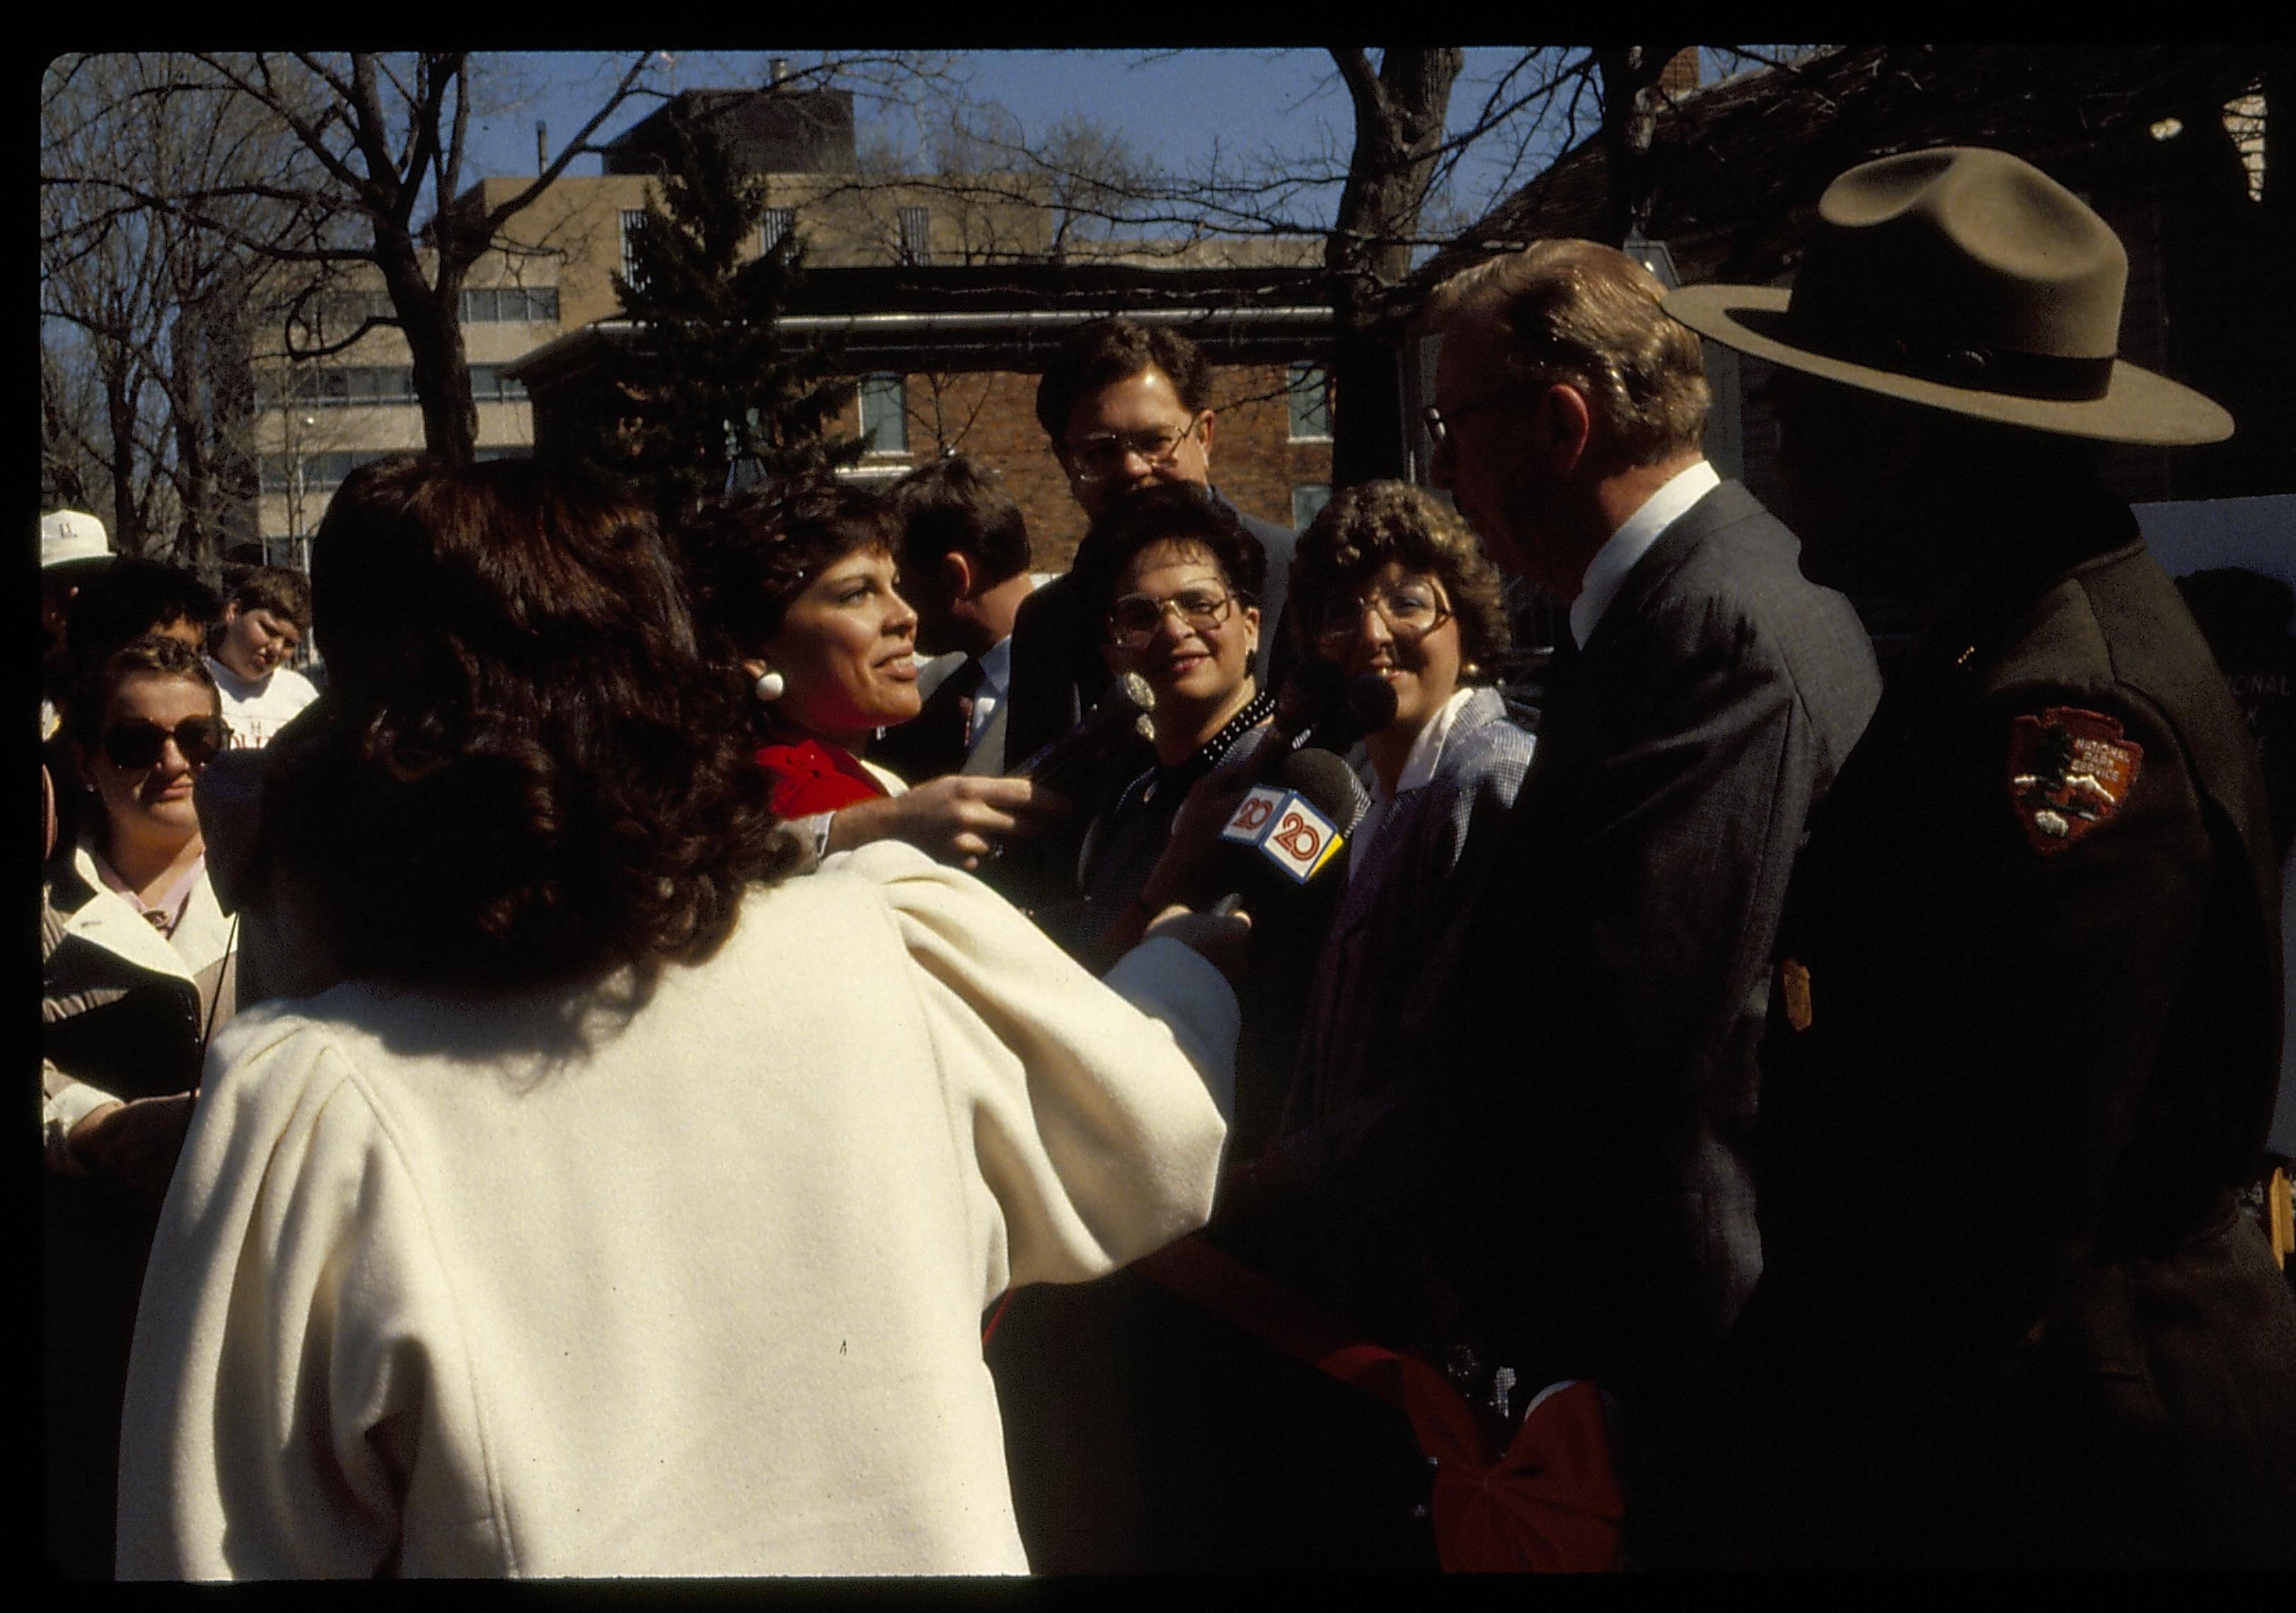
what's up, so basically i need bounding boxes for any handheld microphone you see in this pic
[1218,654,1359,792]
[1301,672,1398,756]
[1264,656,1400,760]
[1013,671,1157,796]
[1213,746,1366,900]
[1271,654,1346,743]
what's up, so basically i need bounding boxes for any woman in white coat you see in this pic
[117,454,1242,1578]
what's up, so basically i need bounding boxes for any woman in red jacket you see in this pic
[676,478,1058,869]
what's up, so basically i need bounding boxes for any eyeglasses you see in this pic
[98,716,229,770]
[1063,415,1203,480]
[1313,581,1453,647]
[1107,585,1248,648]
[1421,390,1514,453]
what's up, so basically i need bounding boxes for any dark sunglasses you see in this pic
[98,716,229,770]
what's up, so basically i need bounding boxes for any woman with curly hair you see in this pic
[1237,480,1535,1324]
[1204,481,1537,1571]
[117,455,1242,1578]
[675,477,1059,872]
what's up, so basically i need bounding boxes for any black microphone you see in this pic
[1208,744,1366,910]
[1013,671,1157,797]
[1300,672,1398,756]
[1216,654,1360,793]
[1271,653,1346,743]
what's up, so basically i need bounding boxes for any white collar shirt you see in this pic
[964,634,1015,747]
[1568,459,1721,650]
[1347,686,1477,886]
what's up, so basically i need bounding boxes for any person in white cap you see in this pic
[1666,145,2296,1568]
[42,509,114,739]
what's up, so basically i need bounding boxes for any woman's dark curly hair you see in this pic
[1068,482,1269,628]
[1288,480,1511,672]
[673,475,903,666]
[267,453,802,995]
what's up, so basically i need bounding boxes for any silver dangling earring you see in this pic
[753,668,786,703]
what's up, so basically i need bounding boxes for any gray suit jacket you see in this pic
[1385,479,1880,1455]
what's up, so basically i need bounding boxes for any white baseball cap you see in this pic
[41,509,113,569]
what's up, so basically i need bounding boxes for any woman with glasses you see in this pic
[1059,483,1274,964]
[1238,481,1535,1326]
[676,476,1058,871]
[42,634,239,1577]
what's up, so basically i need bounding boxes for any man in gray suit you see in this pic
[1389,238,1881,1566]
[876,455,1039,782]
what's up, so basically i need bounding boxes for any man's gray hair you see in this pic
[1428,238,1709,468]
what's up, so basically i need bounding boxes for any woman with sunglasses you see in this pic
[1060,483,1275,964]
[42,634,239,1577]
[676,476,1059,871]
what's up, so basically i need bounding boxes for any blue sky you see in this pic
[463,49,1593,240]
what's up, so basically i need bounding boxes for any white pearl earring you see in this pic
[753,669,786,703]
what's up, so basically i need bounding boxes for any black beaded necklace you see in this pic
[1132,686,1276,809]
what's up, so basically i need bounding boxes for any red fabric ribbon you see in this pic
[1135,1235,1623,1572]
[754,735,889,819]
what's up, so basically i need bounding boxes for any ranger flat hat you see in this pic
[1663,146,2232,445]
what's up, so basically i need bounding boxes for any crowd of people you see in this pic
[40,144,2296,1578]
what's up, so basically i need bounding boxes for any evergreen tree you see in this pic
[584,105,860,523]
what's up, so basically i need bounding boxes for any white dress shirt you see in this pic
[1348,685,1477,885]
[964,633,1015,750]
[1569,459,1722,649]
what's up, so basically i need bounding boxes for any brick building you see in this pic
[251,77,1334,574]
[511,262,1338,571]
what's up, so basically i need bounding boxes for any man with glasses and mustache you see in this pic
[1003,318,1298,770]
[1377,239,1880,1568]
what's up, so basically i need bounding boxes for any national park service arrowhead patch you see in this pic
[2007,707,2143,855]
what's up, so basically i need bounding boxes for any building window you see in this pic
[1293,483,1332,531]
[896,206,930,265]
[1288,363,1333,441]
[858,374,908,455]
[620,209,652,291]
[467,364,529,404]
[287,289,391,345]
[760,208,796,257]
[271,365,420,407]
[461,286,560,323]
[260,449,388,492]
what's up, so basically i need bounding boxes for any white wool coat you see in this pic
[117,842,1235,1578]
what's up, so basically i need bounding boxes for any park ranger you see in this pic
[1666,145,2296,1568]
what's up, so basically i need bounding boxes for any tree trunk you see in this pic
[381,239,477,463]
[103,352,146,555]
[1325,48,1464,488]
[171,320,222,584]
[1593,46,1680,245]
